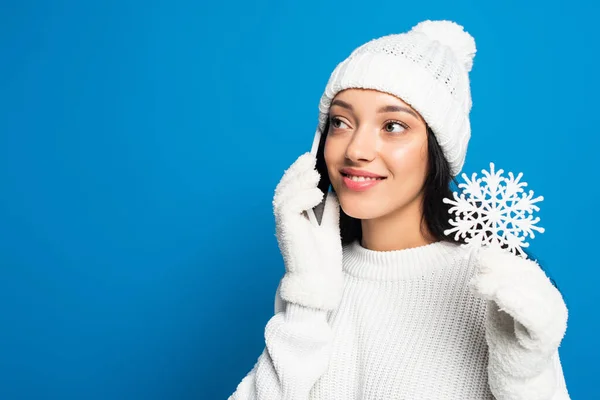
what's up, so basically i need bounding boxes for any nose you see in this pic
[345,126,376,163]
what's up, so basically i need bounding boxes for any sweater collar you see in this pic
[343,239,468,281]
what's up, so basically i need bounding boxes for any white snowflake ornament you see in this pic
[442,162,545,259]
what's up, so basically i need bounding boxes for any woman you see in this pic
[229,20,570,399]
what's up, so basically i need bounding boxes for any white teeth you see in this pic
[348,175,379,182]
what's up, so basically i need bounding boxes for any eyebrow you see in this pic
[377,105,420,120]
[330,99,420,120]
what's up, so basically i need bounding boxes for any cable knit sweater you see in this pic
[229,240,569,399]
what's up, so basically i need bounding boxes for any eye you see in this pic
[384,120,408,134]
[330,116,350,130]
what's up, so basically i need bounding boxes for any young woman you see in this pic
[229,20,570,399]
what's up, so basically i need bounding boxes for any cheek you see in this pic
[385,140,428,177]
[324,137,342,173]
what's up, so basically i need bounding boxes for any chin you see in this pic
[337,194,389,221]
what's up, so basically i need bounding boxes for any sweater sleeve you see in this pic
[227,284,335,400]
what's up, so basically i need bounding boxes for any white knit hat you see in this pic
[310,20,477,177]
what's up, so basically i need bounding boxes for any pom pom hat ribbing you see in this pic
[311,20,477,177]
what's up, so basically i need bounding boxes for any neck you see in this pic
[360,196,435,251]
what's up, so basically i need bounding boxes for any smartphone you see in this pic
[306,122,331,226]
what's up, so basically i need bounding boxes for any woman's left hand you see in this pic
[469,245,568,400]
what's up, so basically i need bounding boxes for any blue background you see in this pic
[1,0,597,399]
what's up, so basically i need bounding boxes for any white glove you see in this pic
[273,152,344,311]
[470,246,569,400]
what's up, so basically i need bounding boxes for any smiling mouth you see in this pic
[341,173,386,182]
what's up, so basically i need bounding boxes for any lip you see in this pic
[340,167,386,179]
[342,176,383,191]
[340,168,386,192]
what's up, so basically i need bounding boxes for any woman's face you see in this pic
[324,88,429,221]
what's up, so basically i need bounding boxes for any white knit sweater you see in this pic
[229,240,569,399]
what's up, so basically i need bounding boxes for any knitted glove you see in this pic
[273,152,344,311]
[228,153,342,400]
[469,246,569,400]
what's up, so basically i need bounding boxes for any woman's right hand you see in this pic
[273,152,344,311]
[228,153,343,400]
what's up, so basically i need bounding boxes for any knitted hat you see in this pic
[310,20,477,177]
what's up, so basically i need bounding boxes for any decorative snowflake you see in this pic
[442,162,545,259]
